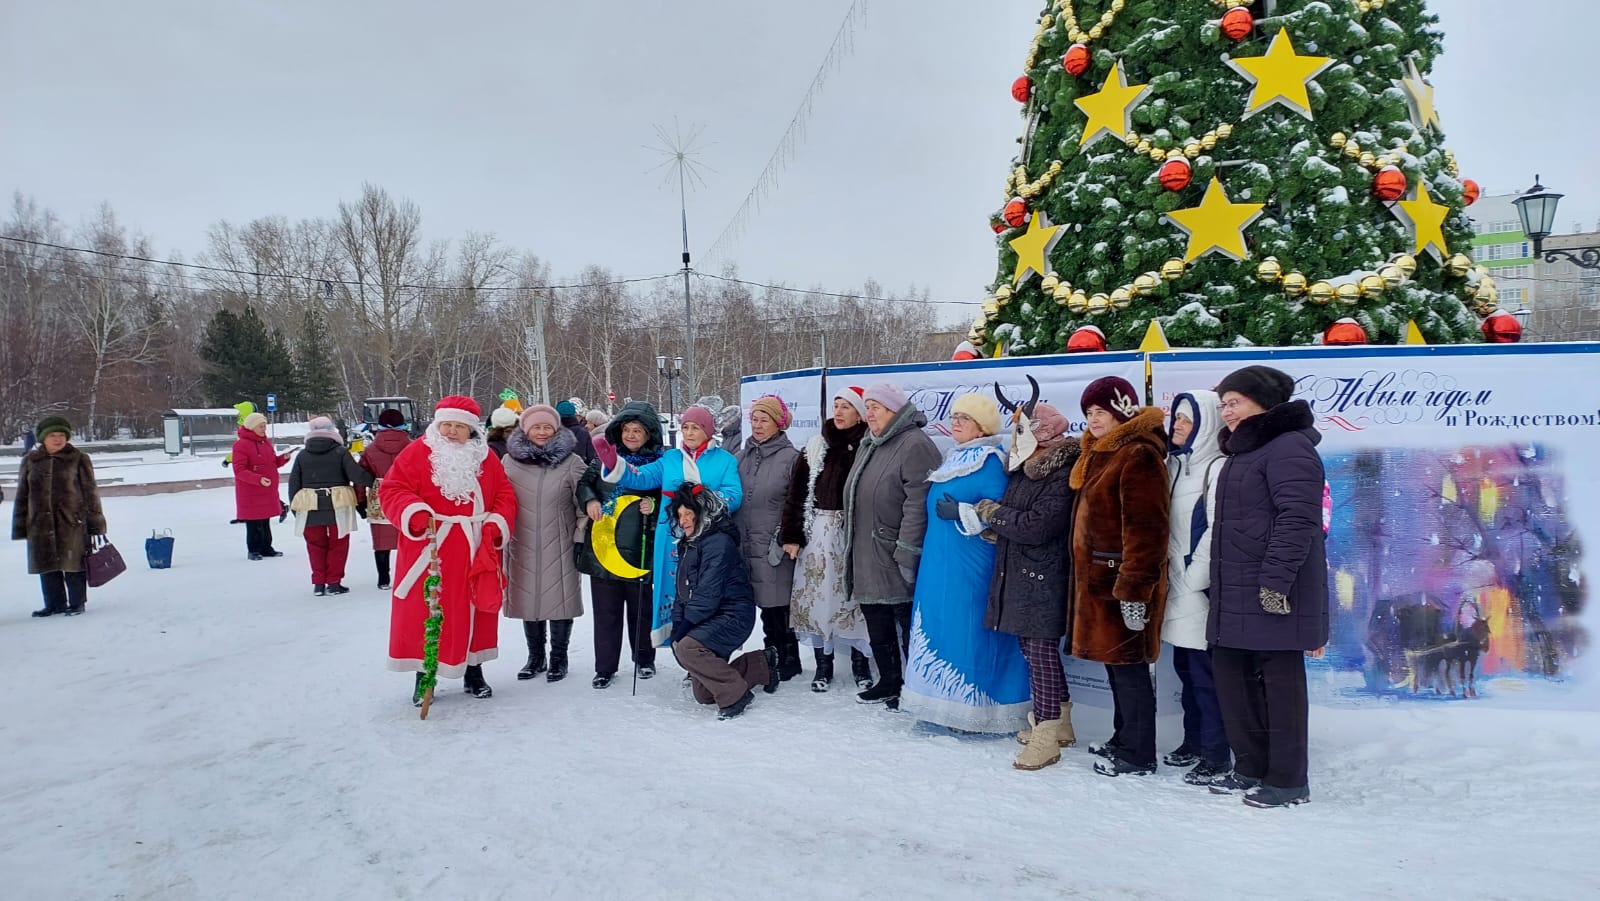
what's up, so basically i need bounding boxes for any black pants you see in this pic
[40,571,88,613]
[1172,646,1230,765]
[374,550,391,586]
[1105,663,1157,768]
[861,602,912,691]
[759,605,796,647]
[592,577,656,675]
[244,519,276,555]
[1212,646,1310,789]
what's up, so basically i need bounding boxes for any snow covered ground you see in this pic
[4,488,1597,900]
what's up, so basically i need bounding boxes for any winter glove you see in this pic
[356,502,368,520]
[1119,600,1148,632]
[974,499,1002,524]
[278,502,290,523]
[898,564,917,586]
[1260,587,1291,616]
[592,435,619,471]
[934,493,961,521]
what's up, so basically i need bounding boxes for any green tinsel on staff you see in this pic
[419,519,444,720]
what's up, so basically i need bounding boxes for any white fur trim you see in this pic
[956,503,984,537]
[434,407,480,428]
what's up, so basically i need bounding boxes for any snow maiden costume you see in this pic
[900,393,1031,733]
[600,403,743,645]
[780,387,874,690]
[383,396,518,702]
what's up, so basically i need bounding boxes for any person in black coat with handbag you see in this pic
[288,416,374,596]
[668,481,780,720]
[969,403,1080,770]
[1207,366,1329,809]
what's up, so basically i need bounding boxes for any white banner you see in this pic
[1152,343,1600,709]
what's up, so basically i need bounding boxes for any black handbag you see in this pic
[85,535,127,588]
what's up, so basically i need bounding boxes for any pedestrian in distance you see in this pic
[13,416,106,617]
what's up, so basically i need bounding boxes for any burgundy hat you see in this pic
[680,404,716,435]
[1079,376,1142,423]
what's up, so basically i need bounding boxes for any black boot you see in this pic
[313,584,327,597]
[463,664,493,699]
[518,620,547,680]
[412,673,426,707]
[763,647,781,694]
[857,636,902,707]
[375,551,391,591]
[811,648,835,692]
[547,619,573,682]
[779,634,803,682]
[851,648,874,689]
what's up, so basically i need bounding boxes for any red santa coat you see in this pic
[381,439,517,678]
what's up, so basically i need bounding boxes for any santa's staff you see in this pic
[418,520,444,719]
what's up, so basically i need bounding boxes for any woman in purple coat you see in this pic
[232,412,290,560]
[1206,366,1329,809]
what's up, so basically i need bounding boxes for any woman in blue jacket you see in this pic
[668,482,779,719]
[597,404,743,646]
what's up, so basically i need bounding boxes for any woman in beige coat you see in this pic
[503,404,593,683]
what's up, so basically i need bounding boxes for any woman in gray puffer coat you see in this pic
[1207,365,1329,810]
[502,403,593,684]
[736,395,803,682]
[844,383,941,709]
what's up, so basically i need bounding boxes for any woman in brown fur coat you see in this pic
[1067,376,1171,777]
[12,416,107,617]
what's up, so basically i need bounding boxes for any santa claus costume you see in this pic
[382,396,517,702]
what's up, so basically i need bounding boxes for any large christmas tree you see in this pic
[974,0,1495,353]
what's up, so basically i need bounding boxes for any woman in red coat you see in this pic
[232,412,290,560]
[357,409,413,590]
[382,396,517,703]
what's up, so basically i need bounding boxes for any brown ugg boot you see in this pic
[1013,717,1064,770]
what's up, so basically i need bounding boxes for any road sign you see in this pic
[607,391,616,403]
[266,393,277,412]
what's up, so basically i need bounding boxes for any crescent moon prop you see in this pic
[592,494,651,580]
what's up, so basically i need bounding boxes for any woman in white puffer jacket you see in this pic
[1162,390,1233,786]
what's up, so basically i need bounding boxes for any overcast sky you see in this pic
[4,0,1597,319]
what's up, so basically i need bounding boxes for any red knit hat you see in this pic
[434,395,482,428]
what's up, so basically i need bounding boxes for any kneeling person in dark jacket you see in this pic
[668,481,779,719]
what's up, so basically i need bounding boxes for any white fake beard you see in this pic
[423,423,488,505]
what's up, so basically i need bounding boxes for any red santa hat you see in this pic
[833,386,868,420]
[952,340,980,362]
[1066,325,1107,354]
[434,395,482,429]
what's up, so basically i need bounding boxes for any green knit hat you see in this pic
[36,415,72,441]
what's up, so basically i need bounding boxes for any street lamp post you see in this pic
[657,354,684,448]
[1512,175,1600,270]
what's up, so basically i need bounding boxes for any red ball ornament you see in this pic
[1221,7,1255,41]
[1066,325,1108,354]
[1462,178,1481,206]
[1002,197,1029,229]
[1158,157,1193,192]
[1012,75,1033,103]
[1373,165,1408,202]
[1062,43,1091,76]
[1482,310,1522,343]
[1323,318,1368,346]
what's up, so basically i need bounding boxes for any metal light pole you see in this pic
[677,166,697,401]
[658,354,684,448]
[1514,174,1600,270]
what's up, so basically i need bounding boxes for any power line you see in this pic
[692,270,980,306]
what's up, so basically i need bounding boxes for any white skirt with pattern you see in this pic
[789,510,872,656]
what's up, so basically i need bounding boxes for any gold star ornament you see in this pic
[1226,27,1333,120]
[1392,182,1450,262]
[1395,57,1441,132]
[1164,178,1265,263]
[1074,62,1152,147]
[1007,210,1065,285]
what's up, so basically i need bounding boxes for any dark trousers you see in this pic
[759,605,796,647]
[244,519,276,555]
[862,602,912,691]
[1212,646,1310,789]
[592,577,656,675]
[1105,663,1157,768]
[40,571,88,613]
[374,550,391,586]
[1172,646,1230,765]
[672,636,769,708]
[303,525,350,585]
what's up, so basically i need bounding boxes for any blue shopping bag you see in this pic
[145,530,175,569]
